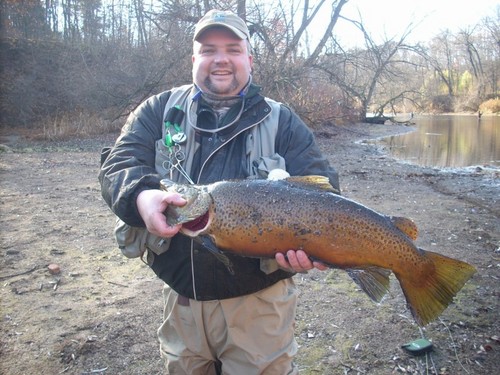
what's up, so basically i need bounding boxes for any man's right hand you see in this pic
[136,189,186,237]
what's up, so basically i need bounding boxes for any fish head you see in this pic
[160,180,212,233]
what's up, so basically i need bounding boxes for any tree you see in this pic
[1,0,499,130]
[457,27,485,100]
[480,7,500,96]
[81,0,104,44]
[250,0,348,92]
[0,0,48,39]
[314,14,423,119]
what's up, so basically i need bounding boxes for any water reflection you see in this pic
[377,115,500,168]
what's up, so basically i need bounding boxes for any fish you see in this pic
[160,175,476,326]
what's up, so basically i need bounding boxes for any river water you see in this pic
[375,115,500,168]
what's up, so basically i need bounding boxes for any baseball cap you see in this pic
[193,10,250,41]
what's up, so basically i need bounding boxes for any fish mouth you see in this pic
[181,210,211,237]
[183,212,209,231]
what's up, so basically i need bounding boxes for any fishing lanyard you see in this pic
[163,105,194,184]
[163,87,246,183]
[187,90,246,134]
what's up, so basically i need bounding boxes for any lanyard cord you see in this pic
[186,96,246,134]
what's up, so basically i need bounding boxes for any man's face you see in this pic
[193,27,253,96]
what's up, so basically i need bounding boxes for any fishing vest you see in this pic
[144,84,293,300]
[155,84,285,182]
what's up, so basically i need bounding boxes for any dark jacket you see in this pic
[99,84,339,300]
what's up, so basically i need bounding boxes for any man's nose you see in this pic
[214,52,229,63]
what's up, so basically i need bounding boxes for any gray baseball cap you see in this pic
[193,10,250,41]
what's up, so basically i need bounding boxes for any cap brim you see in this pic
[194,24,247,41]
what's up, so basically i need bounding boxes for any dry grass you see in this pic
[40,110,120,141]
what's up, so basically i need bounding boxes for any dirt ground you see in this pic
[0,122,498,375]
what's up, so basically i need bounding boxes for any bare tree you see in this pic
[313,14,423,119]
[249,1,348,105]
[81,0,103,45]
[133,0,147,47]
[480,8,500,96]
[425,30,459,100]
[457,27,485,99]
[1,0,498,131]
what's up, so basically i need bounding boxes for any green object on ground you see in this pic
[401,338,433,356]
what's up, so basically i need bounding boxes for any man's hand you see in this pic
[275,250,328,273]
[136,189,186,238]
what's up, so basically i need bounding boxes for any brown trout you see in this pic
[161,176,476,326]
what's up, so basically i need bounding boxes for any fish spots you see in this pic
[212,178,417,267]
[297,228,312,236]
[167,178,476,326]
[250,211,263,222]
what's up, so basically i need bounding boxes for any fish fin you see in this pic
[346,267,392,302]
[397,249,476,326]
[390,216,419,240]
[195,236,235,275]
[285,175,340,194]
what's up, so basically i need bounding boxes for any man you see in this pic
[99,9,339,375]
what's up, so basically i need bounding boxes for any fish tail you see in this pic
[397,249,476,326]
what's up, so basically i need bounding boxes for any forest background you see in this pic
[0,0,499,140]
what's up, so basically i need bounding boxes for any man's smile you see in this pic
[212,70,232,76]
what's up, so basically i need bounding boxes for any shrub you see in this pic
[428,95,453,113]
[479,98,500,114]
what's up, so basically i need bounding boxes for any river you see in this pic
[375,115,500,168]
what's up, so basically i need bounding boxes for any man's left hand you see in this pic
[275,250,328,273]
